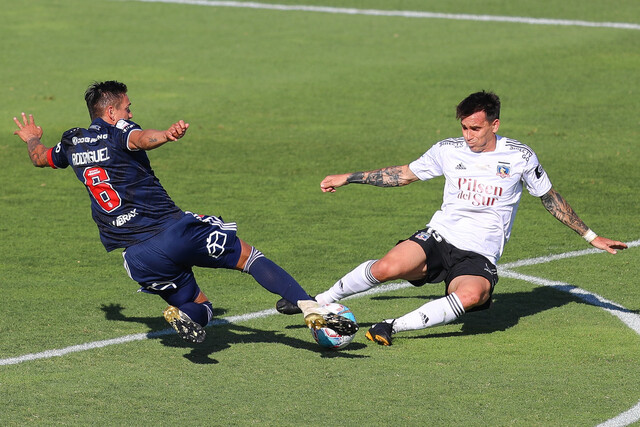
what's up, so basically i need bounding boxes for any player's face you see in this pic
[460,111,500,153]
[112,94,133,122]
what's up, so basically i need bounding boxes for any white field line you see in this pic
[2,240,639,425]
[1,239,637,364]
[598,402,640,427]
[0,310,278,366]
[132,0,640,30]
[500,240,640,427]
[500,239,640,270]
[499,270,640,335]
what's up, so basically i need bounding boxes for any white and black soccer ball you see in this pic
[310,303,357,349]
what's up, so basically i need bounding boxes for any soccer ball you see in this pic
[310,303,357,350]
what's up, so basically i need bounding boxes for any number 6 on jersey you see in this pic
[83,166,122,212]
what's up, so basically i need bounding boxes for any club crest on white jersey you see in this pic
[408,135,552,264]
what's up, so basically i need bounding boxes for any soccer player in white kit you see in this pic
[276,91,627,345]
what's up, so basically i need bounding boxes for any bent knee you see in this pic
[370,260,394,282]
[453,287,490,310]
[371,259,424,282]
[464,292,490,309]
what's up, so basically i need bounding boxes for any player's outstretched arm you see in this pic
[320,165,418,193]
[128,120,189,151]
[13,113,49,168]
[540,188,628,254]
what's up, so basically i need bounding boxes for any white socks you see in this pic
[316,260,466,336]
[316,260,380,305]
[391,293,465,333]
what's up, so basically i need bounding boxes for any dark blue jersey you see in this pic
[47,118,183,251]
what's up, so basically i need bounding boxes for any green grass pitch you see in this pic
[1,0,639,425]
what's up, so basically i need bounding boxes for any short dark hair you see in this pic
[84,81,128,120]
[456,91,501,122]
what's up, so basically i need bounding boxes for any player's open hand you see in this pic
[13,112,43,143]
[165,120,189,141]
[320,174,350,193]
[590,236,628,254]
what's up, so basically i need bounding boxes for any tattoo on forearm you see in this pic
[27,137,40,152]
[346,166,405,187]
[346,171,365,184]
[541,190,588,235]
[27,137,48,167]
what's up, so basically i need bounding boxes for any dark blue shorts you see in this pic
[122,212,241,300]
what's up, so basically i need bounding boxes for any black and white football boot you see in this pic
[163,306,206,344]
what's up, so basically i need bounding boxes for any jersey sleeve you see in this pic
[408,143,443,181]
[115,119,142,151]
[46,142,69,169]
[522,153,553,197]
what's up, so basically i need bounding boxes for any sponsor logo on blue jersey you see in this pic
[72,133,108,145]
[112,209,138,227]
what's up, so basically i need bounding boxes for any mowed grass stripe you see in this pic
[132,0,640,30]
[3,241,638,365]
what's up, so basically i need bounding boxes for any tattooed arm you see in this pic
[540,188,590,235]
[540,188,627,254]
[320,165,419,193]
[13,113,50,167]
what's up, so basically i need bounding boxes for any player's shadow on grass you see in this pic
[369,285,639,339]
[100,302,227,333]
[100,303,368,364]
[176,321,368,364]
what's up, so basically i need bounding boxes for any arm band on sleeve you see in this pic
[583,229,598,243]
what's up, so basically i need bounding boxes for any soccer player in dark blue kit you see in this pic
[13,80,357,344]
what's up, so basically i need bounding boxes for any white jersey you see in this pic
[408,135,552,264]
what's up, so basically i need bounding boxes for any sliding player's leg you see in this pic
[160,275,212,344]
[367,250,497,346]
[235,238,358,335]
[276,239,427,314]
[366,275,490,346]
